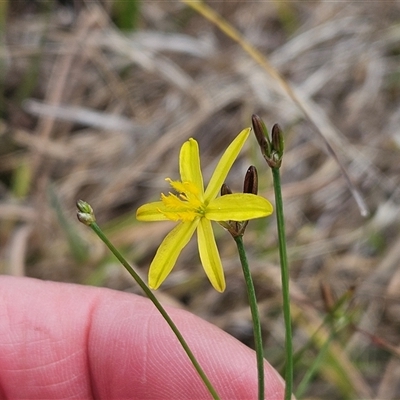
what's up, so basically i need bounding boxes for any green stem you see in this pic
[234,235,264,400]
[89,222,220,400]
[271,167,293,400]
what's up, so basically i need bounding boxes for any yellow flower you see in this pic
[136,128,273,292]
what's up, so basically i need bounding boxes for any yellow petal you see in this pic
[204,128,251,202]
[197,218,226,292]
[149,220,199,290]
[179,138,204,197]
[205,194,273,221]
[136,201,171,221]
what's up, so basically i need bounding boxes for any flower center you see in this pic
[160,179,205,222]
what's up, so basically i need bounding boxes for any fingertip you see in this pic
[0,276,286,399]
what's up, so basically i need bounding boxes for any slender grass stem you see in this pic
[234,235,264,400]
[89,221,220,400]
[271,167,293,400]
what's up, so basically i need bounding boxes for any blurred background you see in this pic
[1,1,400,398]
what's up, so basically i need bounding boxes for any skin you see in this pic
[0,276,285,399]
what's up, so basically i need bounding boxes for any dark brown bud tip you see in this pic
[271,123,284,157]
[243,166,258,195]
[251,114,270,153]
[221,183,233,196]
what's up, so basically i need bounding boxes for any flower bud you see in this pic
[251,114,270,155]
[221,183,233,196]
[76,200,96,225]
[243,166,258,195]
[271,123,284,158]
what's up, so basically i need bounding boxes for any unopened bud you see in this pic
[251,114,270,155]
[77,200,93,214]
[221,183,233,196]
[76,200,96,225]
[271,123,284,158]
[243,166,258,195]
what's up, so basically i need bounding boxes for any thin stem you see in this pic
[234,235,264,400]
[271,167,293,400]
[89,222,220,400]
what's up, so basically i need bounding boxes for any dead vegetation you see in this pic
[1,1,400,398]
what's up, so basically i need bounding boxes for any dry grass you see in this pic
[1,1,400,398]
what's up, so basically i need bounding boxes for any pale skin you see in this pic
[0,276,285,399]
